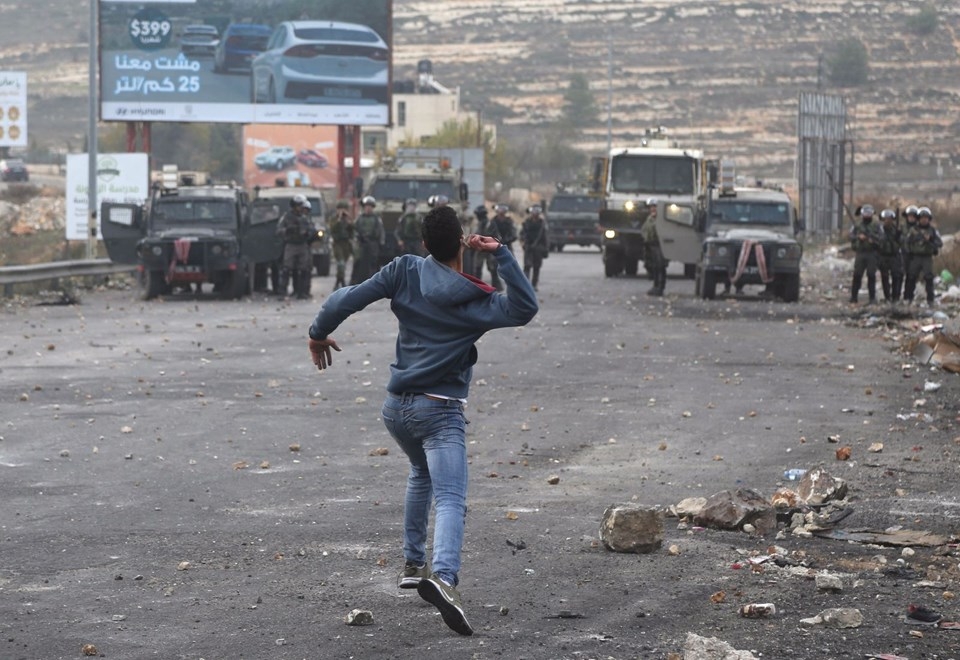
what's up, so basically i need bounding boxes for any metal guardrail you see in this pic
[0,259,135,296]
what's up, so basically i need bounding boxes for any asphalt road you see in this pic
[1,247,957,660]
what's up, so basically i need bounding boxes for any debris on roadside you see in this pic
[799,607,863,628]
[681,633,759,660]
[599,503,663,554]
[344,608,374,626]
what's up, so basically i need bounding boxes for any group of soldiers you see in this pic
[848,204,944,305]
[325,196,552,292]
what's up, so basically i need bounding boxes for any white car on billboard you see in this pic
[250,21,389,105]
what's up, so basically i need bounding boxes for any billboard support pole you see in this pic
[126,123,136,152]
[86,0,98,260]
[351,125,361,209]
[143,123,152,173]
[337,125,347,202]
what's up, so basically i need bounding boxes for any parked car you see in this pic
[0,158,28,182]
[180,24,219,58]
[297,149,329,168]
[254,146,296,171]
[251,21,389,104]
[213,23,271,73]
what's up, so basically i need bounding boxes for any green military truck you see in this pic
[695,184,803,302]
[101,172,280,300]
[545,189,602,252]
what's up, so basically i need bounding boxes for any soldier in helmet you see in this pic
[900,205,919,295]
[519,204,549,290]
[877,208,903,302]
[275,194,315,299]
[329,199,355,290]
[350,196,385,285]
[903,206,942,306]
[848,204,882,304]
[640,198,668,296]
[471,204,491,279]
[396,198,425,257]
[485,204,517,291]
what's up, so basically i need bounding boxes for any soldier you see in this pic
[350,196,385,285]
[329,199,355,290]
[471,205,491,280]
[848,204,883,304]
[519,205,549,290]
[395,198,425,257]
[275,194,315,300]
[900,205,919,296]
[877,208,903,303]
[486,204,517,291]
[903,206,943,306]
[641,198,668,296]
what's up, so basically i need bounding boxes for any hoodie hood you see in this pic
[420,255,494,306]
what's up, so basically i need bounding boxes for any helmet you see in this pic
[917,206,933,219]
[474,204,488,216]
[530,205,542,215]
[434,194,449,207]
[645,197,659,208]
[860,204,874,217]
[291,193,308,207]
[361,195,376,207]
[404,198,417,208]
[879,208,896,220]
[904,205,919,216]
[301,200,312,211]
[336,199,350,209]
[495,203,509,213]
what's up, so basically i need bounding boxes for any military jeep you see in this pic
[101,178,281,300]
[696,186,802,302]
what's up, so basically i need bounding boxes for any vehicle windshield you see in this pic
[251,202,283,224]
[152,200,236,227]
[293,27,379,43]
[709,200,791,226]
[547,195,601,213]
[610,155,696,195]
[370,179,456,202]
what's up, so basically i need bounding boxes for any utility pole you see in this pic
[86,0,98,259]
[606,29,612,154]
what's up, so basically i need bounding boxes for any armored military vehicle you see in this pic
[101,168,280,300]
[545,187,602,251]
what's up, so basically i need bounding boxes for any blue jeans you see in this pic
[381,393,468,586]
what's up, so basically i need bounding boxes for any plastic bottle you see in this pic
[739,603,777,618]
[783,468,807,481]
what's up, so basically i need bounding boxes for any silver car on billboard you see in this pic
[250,21,389,105]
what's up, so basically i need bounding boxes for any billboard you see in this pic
[66,153,150,241]
[0,72,27,147]
[242,124,339,191]
[99,0,392,126]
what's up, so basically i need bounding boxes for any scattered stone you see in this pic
[81,644,98,656]
[815,573,844,593]
[835,446,852,461]
[797,468,848,505]
[683,633,759,660]
[771,488,799,508]
[546,474,560,485]
[599,503,663,554]
[668,544,681,556]
[345,608,374,626]
[176,561,191,571]
[694,489,775,535]
[368,447,389,456]
[673,496,707,518]
[800,607,863,628]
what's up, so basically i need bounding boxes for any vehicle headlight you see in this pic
[777,247,786,259]
[718,246,728,257]
[151,246,163,256]
[211,244,223,256]
[316,230,324,239]
[604,229,617,239]
[623,200,636,213]
[664,203,694,226]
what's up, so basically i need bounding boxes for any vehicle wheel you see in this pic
[779,273,801,302]
[624,258,639,276]
[684,263,697,279]
[141,270,166,300]
[699,270,718,299]
[603,252,623,277]
[315,254,331,277]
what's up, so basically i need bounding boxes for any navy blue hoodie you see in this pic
[308,246,538,399]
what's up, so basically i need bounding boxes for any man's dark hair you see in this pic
[422,206,463,262]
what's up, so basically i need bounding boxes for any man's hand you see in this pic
[308,337,341,371]
[463,234,501,253]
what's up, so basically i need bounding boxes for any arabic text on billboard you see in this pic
[99,0,392,126]
[0,72,27,148]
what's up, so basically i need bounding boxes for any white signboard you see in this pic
[0,71,27,147]
[66,153,149,241]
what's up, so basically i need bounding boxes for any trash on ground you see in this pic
[813,528,949,547]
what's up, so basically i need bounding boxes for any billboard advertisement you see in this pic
[0,72,27,147]
[242,124,339,191]
[66,153,150,241]
[99,0,392,126]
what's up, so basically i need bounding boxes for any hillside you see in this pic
[2,0,959,193]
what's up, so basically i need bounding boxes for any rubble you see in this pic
[694,489,775,535]
[599,503,663,554]
[796,467,848,506]
[800,607,864,628]
[682,633,759,660]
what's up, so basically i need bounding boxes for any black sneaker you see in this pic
[417,573,473,636]
[397,561,428,589]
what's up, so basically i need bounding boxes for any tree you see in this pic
[560,73,598,128]
[906,4,938,36]
[827,40,869,87]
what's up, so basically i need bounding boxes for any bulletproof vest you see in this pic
[283,212,306,243]
[356,213,380,241]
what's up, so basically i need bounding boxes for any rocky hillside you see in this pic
[2,1,959,191]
